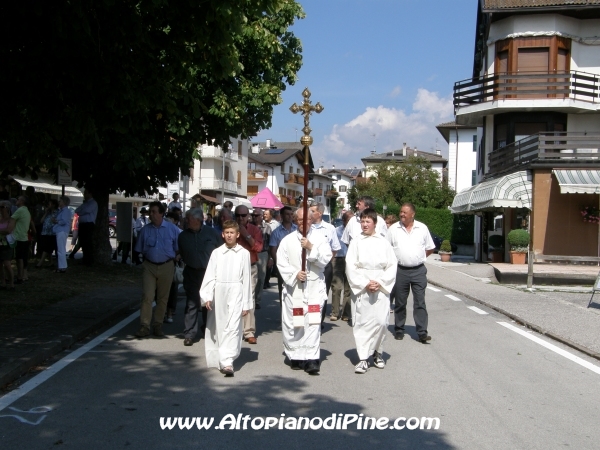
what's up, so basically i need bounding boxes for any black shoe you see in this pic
[290,360,303,370]
[304,360,320,374]
[395,332,404,340]
[183,338,193,346]
[255,304,261,310]
[419,335,432,343]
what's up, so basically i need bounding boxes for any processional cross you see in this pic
[290,88,324,271]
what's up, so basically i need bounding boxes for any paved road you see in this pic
[1,284,599,449]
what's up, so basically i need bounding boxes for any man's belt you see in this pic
[146,259,173,266]
[398,263,424,270]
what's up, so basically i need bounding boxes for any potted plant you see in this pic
[439,240,452,262]
[488,234,504,263]
[507,229,529,264]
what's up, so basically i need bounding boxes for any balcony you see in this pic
[313,188,323,196]
[200,145,239,161]
[200,178,239,193]
[325,189,339,198]
[454,71,600,125]
[248,169,269,181]
[284,173,304,185]
[486,131,600,178]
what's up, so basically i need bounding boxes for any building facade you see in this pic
[451,0,600,262]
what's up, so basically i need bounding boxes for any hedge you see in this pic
[373,200,474,244]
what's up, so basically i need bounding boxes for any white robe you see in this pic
[345,233,397,360]
[277,230,332,361]
[200,244,252,369]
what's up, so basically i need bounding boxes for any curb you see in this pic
[427,279,600,363]
[1,299,139,390]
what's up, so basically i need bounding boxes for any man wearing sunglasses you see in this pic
[234,205,263,344]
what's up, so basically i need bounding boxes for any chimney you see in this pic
[402,143,407,157]
[251,144,260,154]
[414,146,418,156]
[332,164,335,170]
[318,166,323,174]
[266,139,271,148]
[436,149,441,156]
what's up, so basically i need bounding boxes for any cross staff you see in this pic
[290,88,324,271]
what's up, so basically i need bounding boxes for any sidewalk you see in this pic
[426,254,600,359]
[0,286,141,389]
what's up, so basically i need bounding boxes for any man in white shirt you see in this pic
[309,202,340,322]
[168,193,182,212]
[341,196,387,246]
[386,202,435,343]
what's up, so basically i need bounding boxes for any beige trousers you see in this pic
[140,260,174,328]
[243,264,259,338]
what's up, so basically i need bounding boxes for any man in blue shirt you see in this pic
[134,201,181,338]
[74,188,98,266]
[52,196,73,273]
[269,206,297,303]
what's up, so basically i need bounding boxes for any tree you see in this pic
[1,0,304,263]
[347,156,455,212]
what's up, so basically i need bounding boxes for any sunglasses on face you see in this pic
[235,213,248,218]
[251,214,261,217]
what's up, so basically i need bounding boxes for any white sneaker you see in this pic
[373,351,385,369]
[354,360,368,374]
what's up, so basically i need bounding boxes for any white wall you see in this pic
[448,128,479,194]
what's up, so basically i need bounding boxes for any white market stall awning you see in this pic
[10,175,83,198]
[552,169,600,194]
[451,171,532,214]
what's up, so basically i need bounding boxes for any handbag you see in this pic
[6,233,17,249]
[173,260,185,284]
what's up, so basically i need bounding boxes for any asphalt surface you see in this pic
[1,264,600,448]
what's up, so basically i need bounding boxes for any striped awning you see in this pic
[451,171,532,214]
[552,170,600,194]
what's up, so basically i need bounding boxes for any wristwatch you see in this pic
[246,234,252,240]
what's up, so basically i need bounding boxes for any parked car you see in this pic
[108,209,117,238]
[430,232,457,254]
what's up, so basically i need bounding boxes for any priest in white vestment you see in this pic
[345,208,397,374]
[200,220,252,376]
[277,208,332,374]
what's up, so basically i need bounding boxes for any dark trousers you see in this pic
[321,260,333,321]
[183,266,207,340]
[393,264,428,337]
[78,222,95,265]
[167,280,178,313]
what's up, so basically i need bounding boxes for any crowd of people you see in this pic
[132,193,436,378]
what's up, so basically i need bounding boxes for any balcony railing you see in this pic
[200,146,239,161]
[313,188,323,195]
[248,169,268,181]
[200,178,239,193]
[325,190,339,198]
[487,131,600,177]
[454,71,600,112]
[284,173,304,185]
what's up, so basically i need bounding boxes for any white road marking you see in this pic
[427,286,441,292]
[467,306,488,315]
[445,294,462,302]
[0,310,140,412]
[498,322,600,376]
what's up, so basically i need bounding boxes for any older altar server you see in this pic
[277,208,332,374]
[345,208,397,374]
[200,220,252,377]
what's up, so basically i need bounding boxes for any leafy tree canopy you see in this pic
[1,0,304,196]
[348,156,455,211]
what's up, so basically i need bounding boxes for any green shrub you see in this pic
[440,240,452,253]
[415,207,453,240]
[488,234,504,249]
[507,229,529,251]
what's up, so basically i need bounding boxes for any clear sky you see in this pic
[255,0,478,169]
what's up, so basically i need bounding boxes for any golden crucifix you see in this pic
[290,88,324,271]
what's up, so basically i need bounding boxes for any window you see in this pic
[472,135,477,152]
[318,182,323,189]
[338,185,347,192]
[238,141,242,157]
[237,170,242,187]
[472,170,476,186]
[296,168,300,174]
[248,162,256,170]
[224,166,230,181]
[288,165,293,174]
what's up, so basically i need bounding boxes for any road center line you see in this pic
[497,322,600,376]
[467,306,488,315]
[427,286,441,292]
[445,294,462,302]
[0,310,140,412]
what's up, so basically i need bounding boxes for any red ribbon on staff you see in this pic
[307,304,320,313]
[293,308,304,316]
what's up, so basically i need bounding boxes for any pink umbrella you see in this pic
[250,187,284,209]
